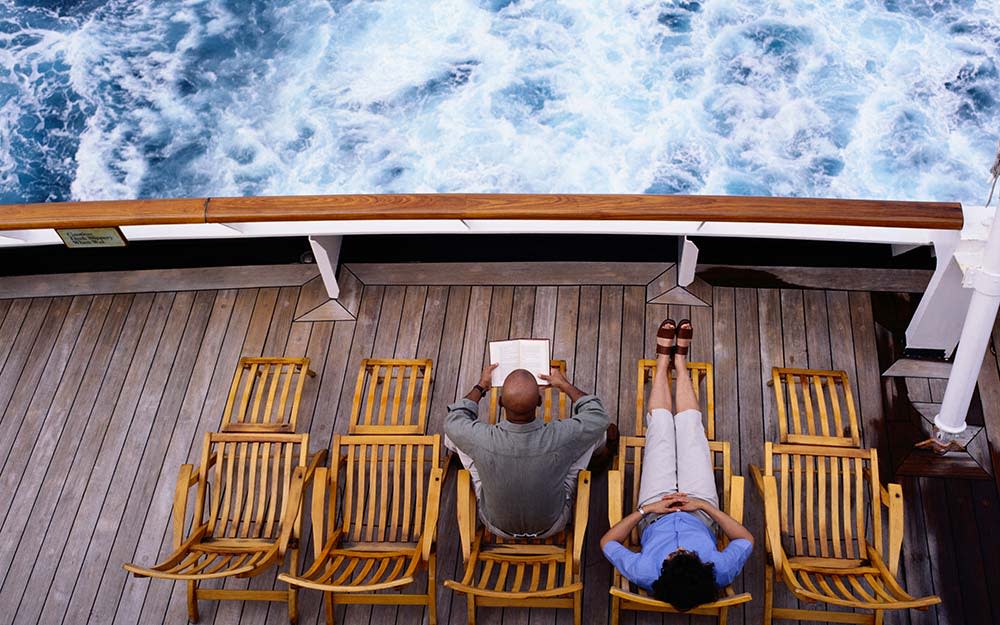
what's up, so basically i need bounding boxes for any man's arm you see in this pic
[539,367,586,403]
[445,364,499,447]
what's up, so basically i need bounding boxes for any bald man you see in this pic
[444,363,612,539]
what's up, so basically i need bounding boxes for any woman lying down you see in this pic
[600,319,753,611]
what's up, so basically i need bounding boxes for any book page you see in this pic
[488,340,521,386]
[488,339,551,386]
[518,339,550,385]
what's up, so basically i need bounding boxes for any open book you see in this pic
[488,339,551,386]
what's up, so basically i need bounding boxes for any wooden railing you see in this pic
[0,194,964,230]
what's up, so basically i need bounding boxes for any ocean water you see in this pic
[0,0,998,206]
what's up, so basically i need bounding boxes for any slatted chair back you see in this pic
[635,360,715,439]
[771,367,861,447]
[220,357,313,433]
[194,432,309,541]
[349,359,433,434]
[329,434,441,544]
[764,442,882,561]
[487,359,569,424]
[615,435,732,545]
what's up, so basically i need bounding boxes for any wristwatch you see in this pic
[473,384,488,398]
[637,505,647,516]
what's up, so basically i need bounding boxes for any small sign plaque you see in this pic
[56,227,127,248]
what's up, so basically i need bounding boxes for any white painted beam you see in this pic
[308,236,343,299]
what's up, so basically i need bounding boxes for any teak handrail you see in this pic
[1,193,964,230]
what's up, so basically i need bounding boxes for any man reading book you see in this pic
[444,363,615,539]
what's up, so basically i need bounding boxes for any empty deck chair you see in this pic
[487,359,569,424]
[221,357,315,433]
[123,432,326,623]
[637,359,715,438]
[749,442,940,624]
[348,358,433,434]
[279,434,444,625]
[444,467,591,625]
[607,359,750,624]
[770,367,861,447]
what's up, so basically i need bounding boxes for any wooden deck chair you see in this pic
[221,357,314,433]
[445,467,591,625]
[279,434,444,625]
[749,442,940,624]
[770,367,861,447]
[607,434,750,624]
[486,359,568,424]
[636,359,715,438]
[124,432,326,623]
[348,358,433,434]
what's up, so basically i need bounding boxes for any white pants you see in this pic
[445,433,604,539]
[638,408,718,527]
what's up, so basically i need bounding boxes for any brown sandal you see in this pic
[656,319,676,356]
[675,319,693,356]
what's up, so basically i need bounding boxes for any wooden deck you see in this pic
[0,263,997,625]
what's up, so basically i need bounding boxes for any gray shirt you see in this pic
[444,394,610,535]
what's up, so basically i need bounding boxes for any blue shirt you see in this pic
[602,511,752,589]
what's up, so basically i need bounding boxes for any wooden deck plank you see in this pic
[849,292,890,466]
[137,289,256,625]
[35,292,174,625]
[734,287,763,625]
[83,290,216,625]
[0,297,75,480]
[553,287,580,386]
[0,293,128,622]
[921,478,966,625]
[52,291,193,625]
[395,286,429,358]
[0,298,51,424]
[510,286,536,340]
[0,298,28,376]
[11,293,154,625]
[944,480,993,624]
[0,294,110,588]
[0,267,981,625]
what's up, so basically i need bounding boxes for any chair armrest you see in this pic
[305,449,328,482]
[310,467,330,558]
[727,475,746,525]
[421,467,445,561]
[748,464,765,496]
[278,466,308,557]
[172,464,196,549]
[456,469,475,562]
[572,470,592,568]
[608,470,623,526]
[761,474,785,571]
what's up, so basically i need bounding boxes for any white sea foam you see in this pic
[1,0,998,206]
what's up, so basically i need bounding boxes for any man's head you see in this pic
[500,369,542,422]
[650,549,717,611]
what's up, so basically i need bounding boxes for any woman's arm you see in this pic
[673,495,753,544]
[600,493,690,549]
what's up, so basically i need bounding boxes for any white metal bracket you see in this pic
[308,235,343,299]
[965,266,1000,296]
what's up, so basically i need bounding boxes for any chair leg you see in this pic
[324,592,335,625]
[610,595,619,625]
[427,554,437,625]
[874,610,884,625]
[287,548,299,624]
[466,595,476,625]
[718,606,728,625]
[187,580,199,623]
[763,562,774,625]
[573,588,581,625]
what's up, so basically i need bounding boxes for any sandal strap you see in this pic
[656,345,674,356]
[656,319,677,339]
[674,345,690,356]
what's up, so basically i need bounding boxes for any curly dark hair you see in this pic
[650,550,718,611]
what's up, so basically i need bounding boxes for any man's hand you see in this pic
[479,363,498,389]
[539,367,569,391]
[643,492,702,515]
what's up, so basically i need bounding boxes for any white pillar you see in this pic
[934,211,1000,434]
